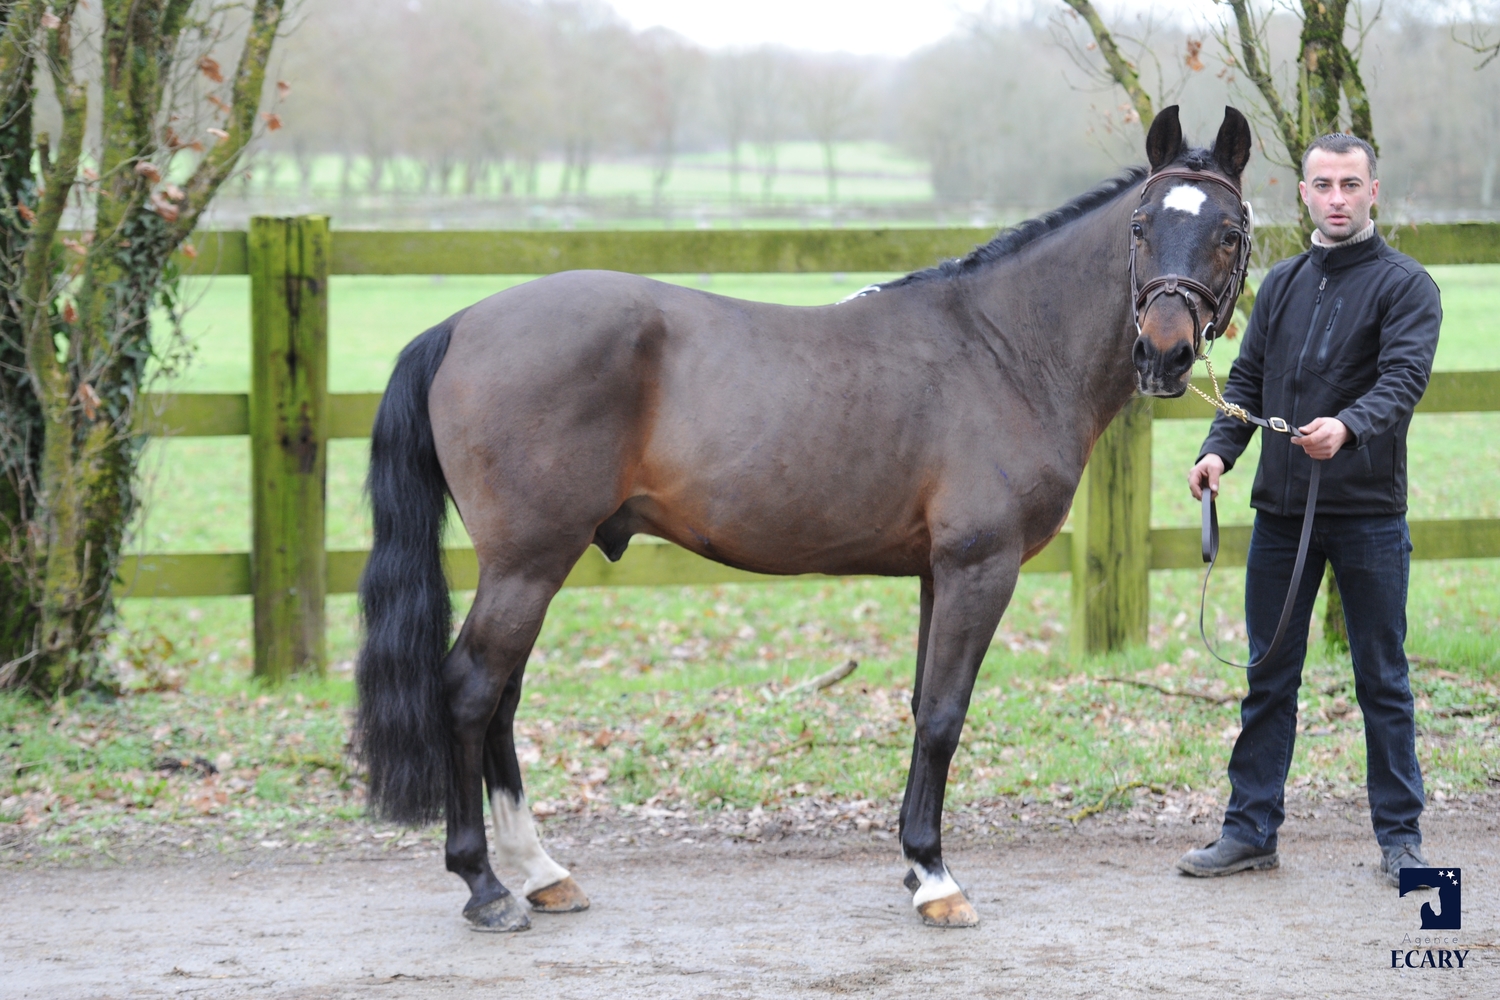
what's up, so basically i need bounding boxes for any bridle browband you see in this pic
[1128,167,1254,355]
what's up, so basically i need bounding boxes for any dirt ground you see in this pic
[4,796,1497,999]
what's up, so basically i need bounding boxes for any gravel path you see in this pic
[4,799,1496,998]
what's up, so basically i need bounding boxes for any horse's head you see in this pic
[1130,106,1253,397]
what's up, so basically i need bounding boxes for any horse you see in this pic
[355,105,1254,931]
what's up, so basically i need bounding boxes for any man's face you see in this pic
[1299,149,1379,241]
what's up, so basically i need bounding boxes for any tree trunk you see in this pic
[0,0,289,695]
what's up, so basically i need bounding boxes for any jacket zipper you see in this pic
[1315,298,1344,366]
[1287,274,1328,513]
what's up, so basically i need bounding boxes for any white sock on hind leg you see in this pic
[490,790,570,897]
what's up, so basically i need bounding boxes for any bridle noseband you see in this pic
[1128,167,1254,355]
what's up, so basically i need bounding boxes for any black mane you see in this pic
[881,165,1151,289]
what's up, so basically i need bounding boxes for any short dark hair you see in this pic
[1301,133,1377,179]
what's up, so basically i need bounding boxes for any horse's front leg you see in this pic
[901,550,1018,927]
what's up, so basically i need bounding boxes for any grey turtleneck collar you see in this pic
[1310,219,1377,248]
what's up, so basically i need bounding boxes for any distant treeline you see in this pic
[264,0,1498,219]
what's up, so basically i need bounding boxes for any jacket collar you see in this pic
[1307,227,1384,273]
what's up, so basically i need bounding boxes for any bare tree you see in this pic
[1218,0,1377,182]
[796,57,867,204]
[633,28,704,213]
[896,15,1136,208]
[1,1,290,694]
[1057,0,1158,128]
[746,46,792,204]
[544,0,631,199]
[713,51,754,205]
[1453,0,1500,66]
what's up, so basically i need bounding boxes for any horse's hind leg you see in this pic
[483,663,590,914]
[444,573,563,932]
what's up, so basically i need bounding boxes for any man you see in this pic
[1176,133,1442,887]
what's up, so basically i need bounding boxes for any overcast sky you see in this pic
[606,0,1207,56]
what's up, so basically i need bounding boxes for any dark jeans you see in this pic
[1221,511,1424,850]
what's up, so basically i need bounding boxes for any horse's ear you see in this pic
[1145,105,1183,172]
[1212,106,1253,178]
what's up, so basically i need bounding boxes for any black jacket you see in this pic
[1199,231,1441,516]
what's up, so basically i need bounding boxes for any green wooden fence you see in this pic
[117,219,1500,678]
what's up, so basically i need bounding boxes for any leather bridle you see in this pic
[1128,167,1254,355]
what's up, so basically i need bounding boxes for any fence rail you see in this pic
[130,369,1500,440]
[127,221,1500,677]
[171,222,1500,276]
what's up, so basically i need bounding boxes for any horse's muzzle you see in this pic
[1132,335,1194,397]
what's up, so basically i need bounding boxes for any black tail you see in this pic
[356,314,462,824]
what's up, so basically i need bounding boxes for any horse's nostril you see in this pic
[1167,342,1195,376]
[1132,338,1150,370]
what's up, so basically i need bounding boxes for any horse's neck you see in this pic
[966,194,1141,462]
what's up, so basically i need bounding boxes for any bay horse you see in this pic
[356,106,1254,930]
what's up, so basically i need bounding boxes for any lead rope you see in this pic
[1191,354,1320,671]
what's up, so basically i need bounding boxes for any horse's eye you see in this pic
[1131,223,1144,238]
[1222,230,1241,247]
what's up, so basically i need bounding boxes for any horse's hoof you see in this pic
[465,892,532,932]
[527,876,590,913]
[917,891,980,928]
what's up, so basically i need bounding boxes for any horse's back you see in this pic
[425,271,947,574]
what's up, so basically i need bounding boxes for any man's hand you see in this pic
[1291,416,1352,460]
[1189,453,1226,501]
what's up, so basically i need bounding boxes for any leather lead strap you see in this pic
[1199,460,1322,671]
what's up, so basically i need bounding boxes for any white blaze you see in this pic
[490,791,570,897]
[1162,184,1207,215]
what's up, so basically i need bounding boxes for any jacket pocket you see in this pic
[1314,297,1343,366]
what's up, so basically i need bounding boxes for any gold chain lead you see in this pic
[1189,354,1252,424]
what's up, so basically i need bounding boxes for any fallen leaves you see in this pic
[198,56,224,84]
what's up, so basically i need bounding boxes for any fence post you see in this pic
[1070,397,1152,656]
[249,216,330,682]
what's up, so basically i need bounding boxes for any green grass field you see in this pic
[4,264,1496,852]
[241,143,935,208]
